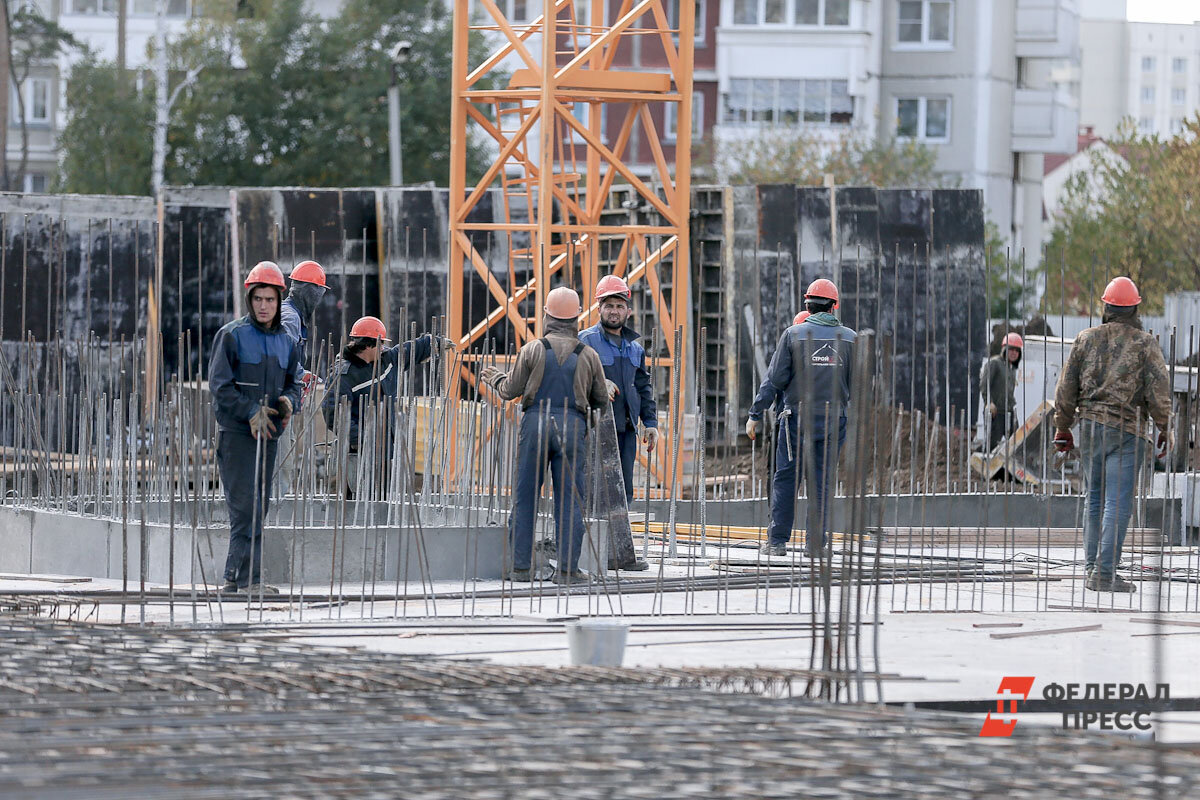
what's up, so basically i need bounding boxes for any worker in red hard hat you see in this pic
[322,315,452,499]
[1053,276,1171,594]
[480,286,610,584]
[746,278,855,559]
[208,260,304,595]
[980,331,1024,451]
[794,310,811,325]
[275,260,329,497]
[577,275,655,571]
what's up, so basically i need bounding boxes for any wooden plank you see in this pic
[990,624,1102,640]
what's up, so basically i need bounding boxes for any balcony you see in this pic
[1015,0,1079,60]
[1012,88,1078,154]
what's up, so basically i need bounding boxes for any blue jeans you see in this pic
[1079,420,1146,579]
[767,413,846,552]
[508,410,588,572]
[218,431,278,588]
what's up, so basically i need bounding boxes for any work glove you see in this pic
[300,371,316,397]
[276,396,293,430]
[746,418,761,441]
[1157,430,1172,461]
[642,426,659,453]
[480,365,505,390]
[1053,429,1073,453]
[605,379,620,401]
[988,403,998,416]
[249,404,280,440]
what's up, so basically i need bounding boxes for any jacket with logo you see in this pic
[209,314,303,436]
[748,315,856,421]
[321,334,433,447]
[578,322,657,432]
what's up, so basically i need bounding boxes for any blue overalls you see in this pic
[509,340,589,573]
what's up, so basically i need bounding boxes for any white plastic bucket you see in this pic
[565,620,629,666]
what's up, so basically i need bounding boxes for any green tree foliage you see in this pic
[7,5,77,189]
[1043,117,1200,314]
[59,0,497,193]
[713,127,948,188]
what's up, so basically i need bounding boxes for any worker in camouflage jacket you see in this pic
[1053,277,1172,594]
[980,332,1023,450]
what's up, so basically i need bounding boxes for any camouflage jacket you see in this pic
[1053,319,1171,439]
[980,354,1018,413]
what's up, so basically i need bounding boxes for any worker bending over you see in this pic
[746,279,856,558]
[209,261,303,594]
[1053,277,1171,593]
[481,287,610,583]
[321,315,450,498]
[980,332,1023,450]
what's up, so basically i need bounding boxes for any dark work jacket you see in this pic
[321,335,433,448]
[578,323,657,433]
[279,299,309,366]
[209,315,303,435]
[748,319,856,422]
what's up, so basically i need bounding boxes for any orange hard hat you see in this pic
[794,310,811,325]
[349,315,389,341]
[289,260,326,287]
[545,286,582,320]
[805,278,839,308]
[244,260,286,289]
[595,274,631,302]
[1002,332,1024,350]
[1101,276,1141,307]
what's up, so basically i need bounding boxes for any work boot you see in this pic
[552,569,588,585]
[506,568,534,582]
[760,542,787,557]
[245,583,280,595]
[609,557,650,571]
[1099,575,1137,594]
[1085,572,1101,592]
[219,580,240,594]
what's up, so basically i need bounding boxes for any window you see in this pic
[668,0,706,45]
[1173,57,1188,74]
[23,173,46,193]
[896,96,949,141]
[507,0,529,22]
[1141,86,1155,103]
[66,0,116,12]
[1142,56,1156,72]
[897,0,952,47]
[1173,87,1187,105]
[131,0,189,13]
[1170,117,1184,134]
[665,91,705,141]
[794,0,848,25]
[723,78,852,126]
[11,78,50,125]
[1138,117,1154,133]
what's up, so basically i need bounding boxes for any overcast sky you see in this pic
[1127,0,1200,24]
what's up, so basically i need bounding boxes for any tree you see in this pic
[711,126,948,188]
[6,5,77,190]
[1043,117,1200,314]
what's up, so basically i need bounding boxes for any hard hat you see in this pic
[1002,332,1024,350]
[793,310,811,325]
[545,286,582,320]
[595,274,632,302]
[349,315,389,341]
[244,261,286,289]
[289,260,327,287]
[804,278,839,308]
[1101,276,1141,307]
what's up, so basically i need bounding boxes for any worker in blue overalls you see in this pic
[481,287,610,583]
[746,279,856,558]
[209,261,304,594]
[578,274,656,571]
[275,259,328,496]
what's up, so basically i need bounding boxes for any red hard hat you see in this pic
[794,310,811,325]
[290,260,326,287]
[1101,276,1141,307]
[805,278,839,308]
[1002,332,1024,350]
[595,274,631,302]
[545,286,582,320]
[349,315,389,341]
[244,260,286,289]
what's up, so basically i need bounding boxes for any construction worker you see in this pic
[276,260,328,495]
[981,332,1023,450]
[209,261,303,594]
[480,287,609,583]
[746,279,855,558]
[1053,276,1171,594]
[793,310,811,325]
[321,316,451,498]
[579,276,658,483]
